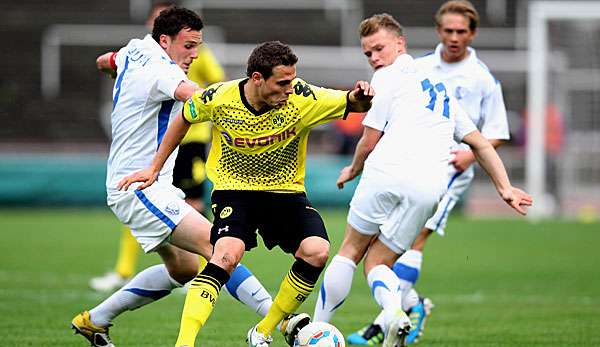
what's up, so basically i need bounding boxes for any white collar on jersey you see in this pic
[142,34,177,65]
[432,43,477,67]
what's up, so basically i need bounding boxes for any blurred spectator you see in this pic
[334,112,365,154]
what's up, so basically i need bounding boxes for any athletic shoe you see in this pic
[71,311,115,347]
[89,271,130,292]
[280,313,311,346]
[406,297,434,344]
[247,325,273,347]
[382,310,411,347]
[347,323,385,345]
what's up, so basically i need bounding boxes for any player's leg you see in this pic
[252,193,328,346]
[364,239,411,347]
[175,190,253,347]
[90,226,141,292]
[176,237,243,347]
[313,220,375,323]
[224,264,273,317]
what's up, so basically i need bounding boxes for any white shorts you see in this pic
[348,168,443,254]
[424,164,474,235]
[107,182,194,253]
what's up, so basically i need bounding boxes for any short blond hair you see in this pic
[435,0,480,31]
[359,13,404,38]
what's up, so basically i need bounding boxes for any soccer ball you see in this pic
[293,321,345,347]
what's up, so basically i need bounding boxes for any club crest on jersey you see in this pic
[271,114,285,128]
[455,86,465,100]
[165,202,180,215]
[220,206,233,219]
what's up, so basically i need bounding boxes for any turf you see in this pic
[0,208,598,346]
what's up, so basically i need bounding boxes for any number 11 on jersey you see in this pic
[421,78,450,118]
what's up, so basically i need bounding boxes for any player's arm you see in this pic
[451,138,506,171]
[336,126,382,189]
[454,80,510,171]
[96,51,118,78]
[118,114,191,191]
[346,80,375,113]
[462,130,533,215]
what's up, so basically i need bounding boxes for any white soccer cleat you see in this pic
[280,313,311,346]
[383,310,411,347]
[89,271,130,292]
[247,325,273,347]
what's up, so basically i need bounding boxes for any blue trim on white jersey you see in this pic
[157,100,175,149]
[417,51,435,59]
[224,264,253,301]
[112,57,130,110]
[134,189,176,230]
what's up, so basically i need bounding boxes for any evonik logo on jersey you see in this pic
[220,128,297,148]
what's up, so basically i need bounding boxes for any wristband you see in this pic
[109,52,118,70]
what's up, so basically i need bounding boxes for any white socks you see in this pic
[90,264,180,327]
[223,264,273,317]
[367,264,404,330]
[313,255,357,322]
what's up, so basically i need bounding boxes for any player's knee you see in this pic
[296,236,330,267]
[211,237,245,273]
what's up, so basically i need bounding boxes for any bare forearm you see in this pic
[150,115,190,172]
[349,137,374,176]
[473,143,511,194]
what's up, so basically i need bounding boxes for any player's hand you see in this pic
[348,81,375,112]
[96,52,117,79]
[350,81,375,101]
[117,168,159,191]
[336,165,358,189]
[449,149,475,172]
[499,187,533,215]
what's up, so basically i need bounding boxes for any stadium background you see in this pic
[2,0,599,219]
[1,1,599,346]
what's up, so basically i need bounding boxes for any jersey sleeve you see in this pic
[479,81,510,140]
[361,71,393,131]
[149,60,187,102]
[182,83,222,123]
[296,79,348,128]
[452,98,478,142]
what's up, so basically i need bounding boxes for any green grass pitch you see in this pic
[1,208,599,346]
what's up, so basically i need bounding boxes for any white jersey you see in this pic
[415,44,509,147]
[363,54,477,187]
[106,34,188,191]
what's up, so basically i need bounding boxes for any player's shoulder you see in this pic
[466,50,499,86]
[414,51,437,67]
[289,78,327,103]
[194,79,239,105]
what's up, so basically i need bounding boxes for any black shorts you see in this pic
[172,142,207,199]
[210,190,328,254]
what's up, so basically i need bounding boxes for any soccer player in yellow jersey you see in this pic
[119,40,374,347]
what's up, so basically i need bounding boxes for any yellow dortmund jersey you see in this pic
[181,46,225,145]
[183,78,348,192]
